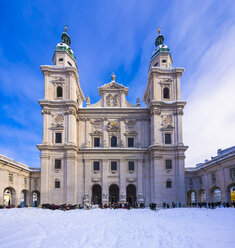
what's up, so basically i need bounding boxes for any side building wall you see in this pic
[185,147,235,204]
[0,155,41,207]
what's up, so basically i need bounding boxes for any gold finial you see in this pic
[158,27,161,34]
[65,24,68,33]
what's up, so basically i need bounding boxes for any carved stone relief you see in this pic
[106,94,120,107]
[124,130,137,136]
[124,119,136,128]
[52,114,64,127]
[161,114,173,128]
[90,119,102,130]
[107,122,120,132]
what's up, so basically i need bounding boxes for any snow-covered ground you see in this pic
[0,208,234,248]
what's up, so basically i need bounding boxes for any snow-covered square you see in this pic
[0,208,234,248]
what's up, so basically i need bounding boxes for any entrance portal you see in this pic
[3,188,16,206]
[32,191,40,207]
[126,184,136,206]
[92,184,102,204]
[109,184,119,203]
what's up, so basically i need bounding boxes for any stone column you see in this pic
[67,109,77,145]
[177,155,186,205]
[40,151,50,204]
[153,156,163,206]
[42,109,50,144]
[102,159,109,204]
[137,159,144,203]
[119,159,126,203]
[77,158,84,204]
[65,151,76,204]
[84,159,91,204]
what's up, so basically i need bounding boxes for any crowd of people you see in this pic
[187,201,235,209]
[1,201,235,210]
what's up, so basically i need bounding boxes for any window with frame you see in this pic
[230,167,235,179]
[163,87,170,99]
[199,176,202,185]
[55,159,61,169]
[56,86,63,98]
[128,138,134,147]
[165,159,172,170]
[189,178,193,186]
[166,180,172,188]
[55,180,60,188]
[128,161,135,171]
[211,172,216,183]
[111,161,117,171]
[55,133,62,143]
[93,161,100,171]
[9,173,13,182]
[165,133,172,144]
[94,137,100,147]
[111,136,117,147]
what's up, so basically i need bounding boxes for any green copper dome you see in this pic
[151,30,170,60]
[55,29,75,59]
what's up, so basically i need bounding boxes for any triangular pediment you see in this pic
[100,81,127,90]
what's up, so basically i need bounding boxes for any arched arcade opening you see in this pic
[92,184,102,204]
[187,190,196,204]
[109,184,119,204]
[3,187,16,206]
[126,184,136,206]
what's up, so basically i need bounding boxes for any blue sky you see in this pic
[1,0,235,167]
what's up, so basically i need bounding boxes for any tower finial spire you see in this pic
[158,26,161,34]
[65,24,68,33]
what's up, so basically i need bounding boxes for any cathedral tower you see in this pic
[143,29,188,206]
[37,27,85,204]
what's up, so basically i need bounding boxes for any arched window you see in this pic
[166,179,172,188]
[111,136,117,147]
[57,86,63,98]
[163,87,169,99]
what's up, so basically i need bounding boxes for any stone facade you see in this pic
[36,29,187,206]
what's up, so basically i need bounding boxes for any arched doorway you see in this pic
[187,190,196,204]
[109,184,119,203]
[32,191,40,207]
[199,189,206,202]
[3,187,16,206]
[92,184,102,204]
[227,184,235,203]
[20,190,29,207]
[126,184,136,206]
[210,187,221,203]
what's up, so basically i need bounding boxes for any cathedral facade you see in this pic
[37,29,187,206]
[0,30,234,207]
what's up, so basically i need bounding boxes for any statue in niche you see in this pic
[113,94,120,107]
[103,139,107,148]
[106,94,112,106]
[84,193,88,201]
[85,140,90,148]
[121,140,124,148]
